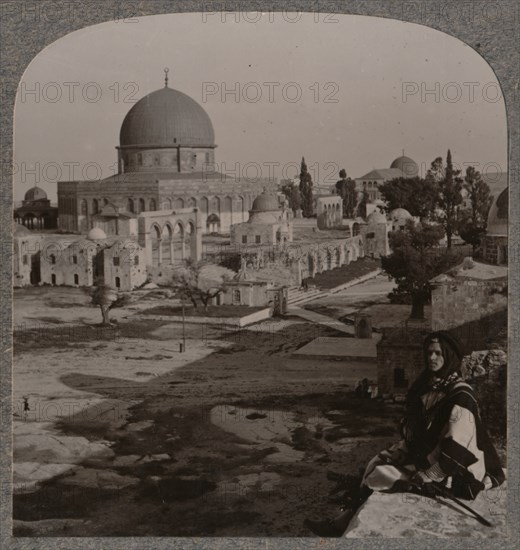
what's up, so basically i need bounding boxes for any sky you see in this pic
[13,12,507,202]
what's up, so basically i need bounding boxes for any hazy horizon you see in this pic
[13,12,508,203]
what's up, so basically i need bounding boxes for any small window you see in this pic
[113,257,120,266]
[255,235,261,244]
[74,274,79,285]
[72,255,78,264]
[233,290,241,304]
[366,232,375,239]
[242,235,247,244]
[50,254,56,265]
[23,255,28,265]
[399,225,405,230]
[51,274,56,285]
[134,255,139,265]
[115,277,121,288]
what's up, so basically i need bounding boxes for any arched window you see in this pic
[80,199,88,215]
[139,198,146,213]
[127,198,135,213]
[115,276,121,288]
[92,199,99,215]
[149,199,157,211]
[74,274,79,285]
[51,274,56,285]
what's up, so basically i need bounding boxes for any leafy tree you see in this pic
[170,259,233,311]
[381,220,462,319]
[90,281,131,325]
[378,176,439,220]
[280,179,301,213]
[427,150,463,248]
[299,157,314,218]
[457,166,493,253]
[335,169,358,218]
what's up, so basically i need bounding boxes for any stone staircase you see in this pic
[287,286,328,306]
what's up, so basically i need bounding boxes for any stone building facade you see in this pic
[359,210,390,258]
[430,259,507,353]
[13,225,45,286]
[57,76,275,235]
[377,324,430,396]
[355,155,419,201]
[14,207,202,291]
[316,196,343,229]
[230,190,292,247]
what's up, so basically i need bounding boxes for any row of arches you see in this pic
[15,213,56,230]
[149,221,196,266]
[80,197,158,216]
[78,194,260,217]
[301,239,364,279]
[160,194,254,213]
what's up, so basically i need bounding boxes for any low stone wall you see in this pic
[135,307,272,328]
[345,481,507,538]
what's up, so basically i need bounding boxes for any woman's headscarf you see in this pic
[422,331,463,381]
[401,331,464,443]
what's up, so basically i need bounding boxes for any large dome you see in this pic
[487,187,508,236]
[120,87,215,147]
[24,186,47,202]
[390,155,419,177]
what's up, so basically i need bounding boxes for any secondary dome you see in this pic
[87,227,107,241]
[120,87,215,147]
[251,190,280,213]
[487,187,508,236]
[24,186,47,202]
[390,155,419,178]
[390,208,412,220]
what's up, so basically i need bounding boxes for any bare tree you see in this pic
[170,260,233,311]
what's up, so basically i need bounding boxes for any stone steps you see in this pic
[287,286,328,306]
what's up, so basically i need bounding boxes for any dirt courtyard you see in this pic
[12,282,403,537]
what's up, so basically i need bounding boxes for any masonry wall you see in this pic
[432,279,507,330]
[431,278,507,353]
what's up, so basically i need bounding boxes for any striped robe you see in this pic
[363,381,505,500]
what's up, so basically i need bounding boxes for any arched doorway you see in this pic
[161,224,173,264]
[151,224,161,266]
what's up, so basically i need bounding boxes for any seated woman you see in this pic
[305,331,505,537]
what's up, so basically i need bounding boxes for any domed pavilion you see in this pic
[14,185,58,229]
[230,189,292,246]
[57,70,274,234]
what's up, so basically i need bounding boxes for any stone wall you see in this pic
[376,325,430,396]
[431,277,507,353]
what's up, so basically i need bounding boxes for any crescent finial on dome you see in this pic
[164,67,169,88]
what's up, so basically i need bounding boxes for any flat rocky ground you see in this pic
[12,282,404,537]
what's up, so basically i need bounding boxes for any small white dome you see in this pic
[390,208,412,220]
[87,227,107,240]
